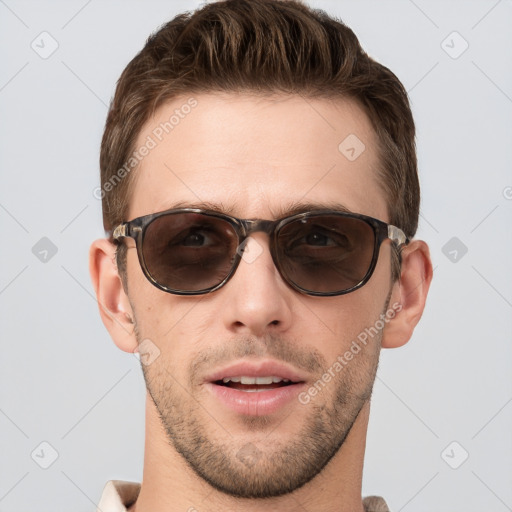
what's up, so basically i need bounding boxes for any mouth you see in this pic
[214,375,297,392]
[205,360,307,416]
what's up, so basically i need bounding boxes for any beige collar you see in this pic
[97,480,390,512]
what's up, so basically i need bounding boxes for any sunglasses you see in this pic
[112,208,408,296]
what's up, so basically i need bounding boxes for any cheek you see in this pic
[126,249,183,334]
[372,241,394,289]
[131,293,214,377]
[125,248,154,300]
[302,285,391,362]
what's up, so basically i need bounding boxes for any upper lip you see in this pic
[204,360,308,384]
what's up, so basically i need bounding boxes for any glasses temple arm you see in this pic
[387,225,409,247]
[112,223,128,241]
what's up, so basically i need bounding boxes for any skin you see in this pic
[90,93,432,512]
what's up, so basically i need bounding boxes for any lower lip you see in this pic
[205,382,306,416]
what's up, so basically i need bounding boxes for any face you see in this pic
[124,93,395,498]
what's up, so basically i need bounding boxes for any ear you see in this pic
[89,238,138,353]
[382,240,433,349]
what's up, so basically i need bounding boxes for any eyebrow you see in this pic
[159,199,354,219]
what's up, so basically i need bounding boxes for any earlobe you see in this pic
[89,238,138,353]
[382,240,433,349]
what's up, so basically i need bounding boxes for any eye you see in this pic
[180,230,213,247]
[291,227,350,250]
[303,231,338,247]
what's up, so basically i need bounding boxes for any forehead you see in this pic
[127,93,387,221]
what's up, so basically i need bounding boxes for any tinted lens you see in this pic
[276,215,376,293]
[142,213,239,292]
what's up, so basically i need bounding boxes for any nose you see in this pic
[220,235,294,336]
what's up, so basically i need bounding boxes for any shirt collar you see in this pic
[97,480,389,512]
[97,480,140,512]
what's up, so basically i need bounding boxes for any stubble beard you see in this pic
[137,328,383,499]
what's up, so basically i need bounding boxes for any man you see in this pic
[89,0,432,510]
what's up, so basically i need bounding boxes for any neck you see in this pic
[130,394,369,512]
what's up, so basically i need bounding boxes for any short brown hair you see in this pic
[100,0,418,284]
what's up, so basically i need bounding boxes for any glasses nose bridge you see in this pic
[240,218,278,238]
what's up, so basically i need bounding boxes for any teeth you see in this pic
[221,376,290,384]
[222,377,241,383]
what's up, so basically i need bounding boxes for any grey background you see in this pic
[1,0,511,510]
